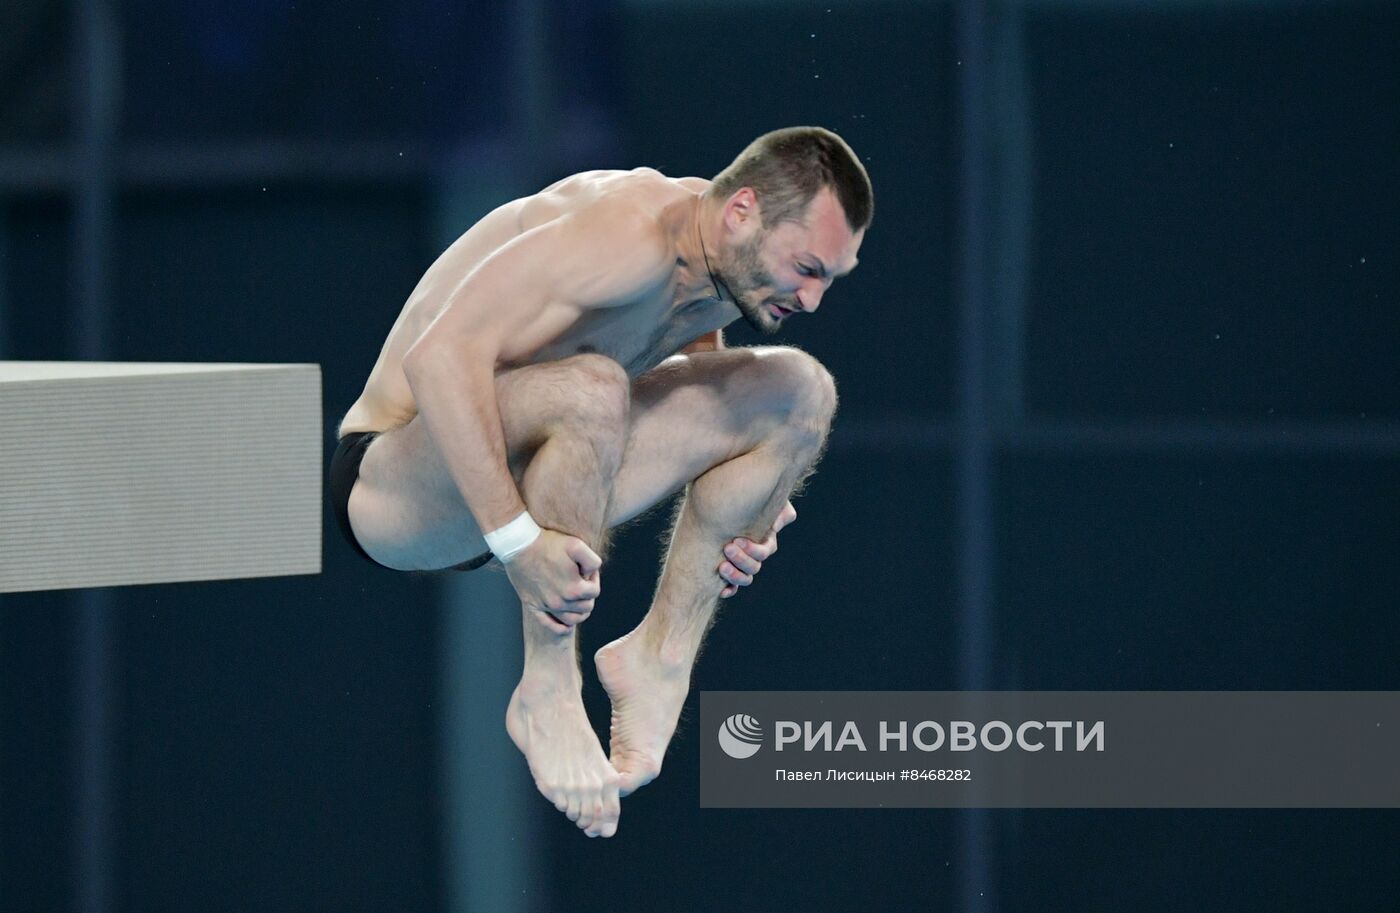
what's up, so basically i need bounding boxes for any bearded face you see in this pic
[710,186,863,333]
[719,229,800,335]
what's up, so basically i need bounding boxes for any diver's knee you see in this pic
[547,353,632,436]
[752,347,837,426]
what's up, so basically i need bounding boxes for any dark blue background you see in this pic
[1,1,1396,911]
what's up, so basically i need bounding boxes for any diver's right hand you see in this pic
[503,528,602,632]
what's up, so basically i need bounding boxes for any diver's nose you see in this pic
[797,286,825,313]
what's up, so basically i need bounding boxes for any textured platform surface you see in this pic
[0,362,322,593]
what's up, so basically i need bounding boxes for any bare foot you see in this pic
[594,631,693,796]
[506,665,621,838]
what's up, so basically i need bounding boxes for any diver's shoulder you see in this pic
[674,175,713,193]
[608,169,712,223]
[627,166,711,194]
[544,166,709,202]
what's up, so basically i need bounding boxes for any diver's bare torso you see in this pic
[338,167,735,438]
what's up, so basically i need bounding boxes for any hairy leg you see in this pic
[352,353,632,837]
[500,356,631,837]
[593,347,838,794]
[350,347,835,817]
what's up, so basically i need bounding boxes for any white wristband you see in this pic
[484,511,541,563]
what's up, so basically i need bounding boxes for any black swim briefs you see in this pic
[328,430,493,572]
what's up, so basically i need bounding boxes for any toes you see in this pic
[579,774,621,837]
[589,806,619,838]
[576,801,595,834]
[586,785,621,838]
[565,789,583,823]
[547,783,581,822]
[543,781,616,835]
[579,798,603,836]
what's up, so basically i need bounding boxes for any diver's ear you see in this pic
[725,186,760,228]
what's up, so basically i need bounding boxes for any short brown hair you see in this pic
[708,126,873,233]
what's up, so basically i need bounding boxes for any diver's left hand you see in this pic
[718,500,797,598]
